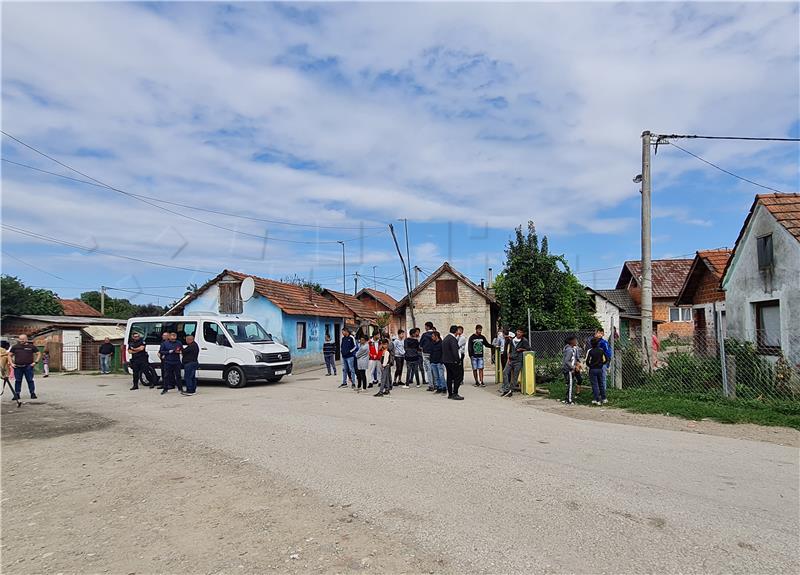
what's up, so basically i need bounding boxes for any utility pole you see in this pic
[389,223,416,329]
[413,265,421,289]
[400,218,411,287]
[100,285,106,316]
[372,265,377,290]
[640,130,654,373]
[337,241,346,295]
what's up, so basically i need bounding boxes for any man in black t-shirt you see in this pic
[9,334,40,400]
[99,337,115,374]
[467,325,493,387]
[181,334,200,396]
[127,332,149,390]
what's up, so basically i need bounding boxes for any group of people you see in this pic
[324,322,614,405]
[127,330,200,396]
[327,322,495,400]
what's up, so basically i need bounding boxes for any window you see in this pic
[757,234,773,270]
[219,282,243,314]
[203,321,228,346]
[755,300,781,354]
[669,307,692,322]
[221,321,272,343]
[130,321,164,345]
[296,322,307,349]
[435,279,459,304]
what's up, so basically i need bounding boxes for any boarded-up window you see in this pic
[435,279,459,305]
[219,282,243,314]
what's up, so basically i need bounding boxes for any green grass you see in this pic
[543,382,800,430]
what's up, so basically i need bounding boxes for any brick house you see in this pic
[355,288,402,335]
[674,249,732,345]
[320,289,377,338]
[615,259,695,340]
[394,262,498,336]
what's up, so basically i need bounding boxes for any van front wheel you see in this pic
[225,366,247,388]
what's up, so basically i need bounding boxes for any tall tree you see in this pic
[0,275,63,316]
[79,291,166,319]
[494,222,599,332]
[281,273,323,294]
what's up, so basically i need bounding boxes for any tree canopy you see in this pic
[1,275,63,316]
[80,291,167,319]
[281,274,323,294]
[494,222,599,333]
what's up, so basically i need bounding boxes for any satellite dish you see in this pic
[240,277,255,302]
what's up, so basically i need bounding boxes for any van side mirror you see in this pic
[216,333,231,347]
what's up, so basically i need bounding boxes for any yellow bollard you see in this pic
[519,351,536,395]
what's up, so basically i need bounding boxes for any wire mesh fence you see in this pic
[529,328,800,403]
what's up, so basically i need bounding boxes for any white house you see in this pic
[721,193,800,363]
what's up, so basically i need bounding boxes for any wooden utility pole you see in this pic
[640,131,653,372]
[100,285,106,316]
[337,241,346,295]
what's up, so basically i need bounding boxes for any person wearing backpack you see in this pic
[467,324,492,387]
[374,339,393,397]
[585,337,609,405]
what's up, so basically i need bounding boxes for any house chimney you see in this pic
[480,279,485,290]
[488,268,493,288]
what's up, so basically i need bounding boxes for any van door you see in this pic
[199,321,228,381]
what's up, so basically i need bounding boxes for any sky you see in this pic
[2,1,798,307]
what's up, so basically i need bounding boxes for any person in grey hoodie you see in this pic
[501,328,530,397]
[354,335,371,392]
[562,335,580,404]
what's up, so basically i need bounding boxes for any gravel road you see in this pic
[2,370,798,574]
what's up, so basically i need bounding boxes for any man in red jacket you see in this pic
[368,332,382,387]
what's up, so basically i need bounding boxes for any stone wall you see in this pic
[404,270,492,333]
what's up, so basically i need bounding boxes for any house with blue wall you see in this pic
[167,270,354,368]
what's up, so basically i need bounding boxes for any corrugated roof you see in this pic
[594,289,640,315]
[322,289,377,320]
[82,325,126,341]
[616,259,694,299]
[357,288,400,310]
[59,299,102,317]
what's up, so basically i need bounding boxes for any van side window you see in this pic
[203,322,223,345]
[130,322,163,345]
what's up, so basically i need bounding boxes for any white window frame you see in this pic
[669,306,692,322]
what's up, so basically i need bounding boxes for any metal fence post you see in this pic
[717,307,730,398]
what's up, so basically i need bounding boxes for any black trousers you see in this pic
[356,368,368,389]
[131,360,148,387]
[393,357,405,381]
[445,362,461,397]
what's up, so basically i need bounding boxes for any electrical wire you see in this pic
[2,250,70,282]
[655,134,800,142]
[667,142,792,194]
[1,224,217,274]
[0,132,388,244]
[1,158,386,231]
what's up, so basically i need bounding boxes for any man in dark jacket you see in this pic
[419,322,434,389]
[442,325,463,400]
[501,328,530,397]
[181,334,200,396]
[339,327,358,388]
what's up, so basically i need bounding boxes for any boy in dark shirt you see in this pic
[429,331,446,393]
[322,334,337,376]
[467,324,493,387]
[404,328,423,388]
[586,337,609,405]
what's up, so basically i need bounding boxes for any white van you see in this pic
[124,313,292,388]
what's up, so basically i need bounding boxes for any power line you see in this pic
[1,158,385,231]
[655,134,800,142]
[0,132,387,244]
[667,142,791,194]
[2,250,70,282]
[104,286,181,299]
[2,224,217,274]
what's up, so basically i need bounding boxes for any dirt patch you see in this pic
[1,402,115,441]
[521,395,800,447]
[1,401,446,574]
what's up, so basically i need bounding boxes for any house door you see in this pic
[62,330,81,371]
[693,309,708,353]
[334,323,341,360]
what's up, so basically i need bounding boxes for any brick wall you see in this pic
[692,268,725,304]
[404,271,492,333]
[654,300,694,338]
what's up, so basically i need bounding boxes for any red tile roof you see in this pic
[758,193,800,241]
[169,270,352,319]
[616,259,694,299]
[322,289,377,320]
[356,288,399,311]
[59,299,102,317]
[674,249,731,305]
[721,194,800,285]
[697,249,732,278]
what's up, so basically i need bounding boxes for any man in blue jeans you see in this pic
[338,327,358,388]
[9,334,40,400]
[181,334,200,396]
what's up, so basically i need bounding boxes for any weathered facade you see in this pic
[722,194,800,362]
[675,249,731,345]
[395,262,498,336]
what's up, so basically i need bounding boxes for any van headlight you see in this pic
[254,352,264,362]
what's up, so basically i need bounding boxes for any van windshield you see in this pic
[221,321,272,343]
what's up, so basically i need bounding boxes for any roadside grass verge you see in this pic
[541,382,800,430]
